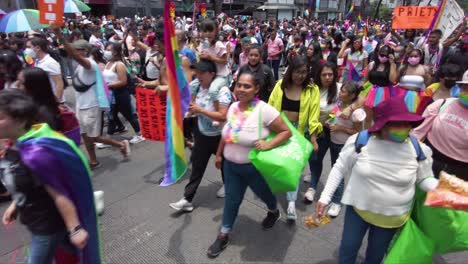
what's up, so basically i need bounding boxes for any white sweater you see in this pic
[319,134,439,216]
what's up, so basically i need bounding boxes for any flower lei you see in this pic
[225,98,260,144]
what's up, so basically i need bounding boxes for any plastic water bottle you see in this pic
[202,38,210,49]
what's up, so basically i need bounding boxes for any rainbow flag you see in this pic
[161,0,191,186]
[346,3,354,19]
[17,124,101,263]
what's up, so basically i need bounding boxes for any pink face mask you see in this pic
[408,57,420,66]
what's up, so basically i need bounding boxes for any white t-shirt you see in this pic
[222,101,280,164]
[36,54,65,103]
[73,58,99,110]
[145,50,160,80]
[319,85,339,124]
[319,134,438,216]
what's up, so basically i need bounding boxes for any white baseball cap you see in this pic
[457,70,468,84]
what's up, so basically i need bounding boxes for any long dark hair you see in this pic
[350,36,363,54]
[0,50,22,83]
[281,56,310,90]
[315,61,338,105]
[105,42,124,62]
[372,45,394,70]
[400,48,425,76]
[21,67,59,116]
[90,47,105,65]
[200,19,219,45]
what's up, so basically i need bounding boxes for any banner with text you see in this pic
[435,0,465,41]
[392,6,438,29]
[135,88,167,141]
[38,0,64,25]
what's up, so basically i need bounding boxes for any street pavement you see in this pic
[0,87,466,263]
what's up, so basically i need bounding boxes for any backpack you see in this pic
[355,130,426,161]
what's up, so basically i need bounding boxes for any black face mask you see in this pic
[444,79,456,88]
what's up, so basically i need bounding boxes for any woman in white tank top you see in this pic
[103,43,145,144]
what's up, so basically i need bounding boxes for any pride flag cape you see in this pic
[17,124,101,264]
[161,0,191,186]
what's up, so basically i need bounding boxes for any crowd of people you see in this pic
[0,13,467,263]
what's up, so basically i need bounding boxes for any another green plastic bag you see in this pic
[412,188,468,254]
[384,218,434,264]
[248,113,313,193]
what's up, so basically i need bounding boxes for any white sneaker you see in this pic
[304,188,316,203]
[286,204,297,221]
[303,173,311,183]
[216,185,225,198]
[94,190,104,216]
[129,135,145,144]
[169,198,194,212]
[95,143,111,149]
[328,203,342,218]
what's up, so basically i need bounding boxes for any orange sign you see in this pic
[392,6,438,29]
[38,0,64,25]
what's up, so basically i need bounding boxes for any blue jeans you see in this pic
[221,160,277,233]
[267,59,281,81]
[29,231,75,264]
[309,129,344,203]
[339,206,398,264]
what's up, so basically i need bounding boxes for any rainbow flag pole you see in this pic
[346,3,355,19]
[160,0,191,186]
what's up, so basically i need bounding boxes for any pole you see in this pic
[374,0,382,20]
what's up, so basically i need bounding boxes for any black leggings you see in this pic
[183,125,224,202]
[109,88,140,135]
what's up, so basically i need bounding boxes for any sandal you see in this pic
[90,162,102,170]
[120,140,131,160]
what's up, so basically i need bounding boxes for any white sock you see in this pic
[288,201,295,208]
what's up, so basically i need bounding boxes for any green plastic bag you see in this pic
[384,218,434,264]
[248,112,313,193]
[412,188,468,254]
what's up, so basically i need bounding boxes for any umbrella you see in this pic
[0,9,47,33]
[64,0,91,14]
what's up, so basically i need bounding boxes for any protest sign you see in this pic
[435,0,465,41]
[38,0,64,25]
[392,6,438,29]
[135,88,167,141]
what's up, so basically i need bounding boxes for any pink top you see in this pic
[267,37,284,60]
[413,99,468,162]
[239,52,248,70]
[222,101,280,164]
[198,41,229,77]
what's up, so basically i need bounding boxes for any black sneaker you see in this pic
[207,233,229,258]
[262,210,281,229]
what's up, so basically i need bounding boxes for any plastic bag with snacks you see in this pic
[303,215,331,229]
[425,171,468,211]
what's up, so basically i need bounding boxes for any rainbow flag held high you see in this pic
[17,124,101,264]
[160,0,191,186]
[346,3,354,19]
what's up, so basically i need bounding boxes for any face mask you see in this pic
[24,48,37,59]
[103,50,113,61]
[378,55,389,63]
[386,125,411,143]
[407,57,420,66]
[459,91,468,107]
[444,79,456,89]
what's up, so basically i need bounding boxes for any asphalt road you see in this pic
[0,85,466,263]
